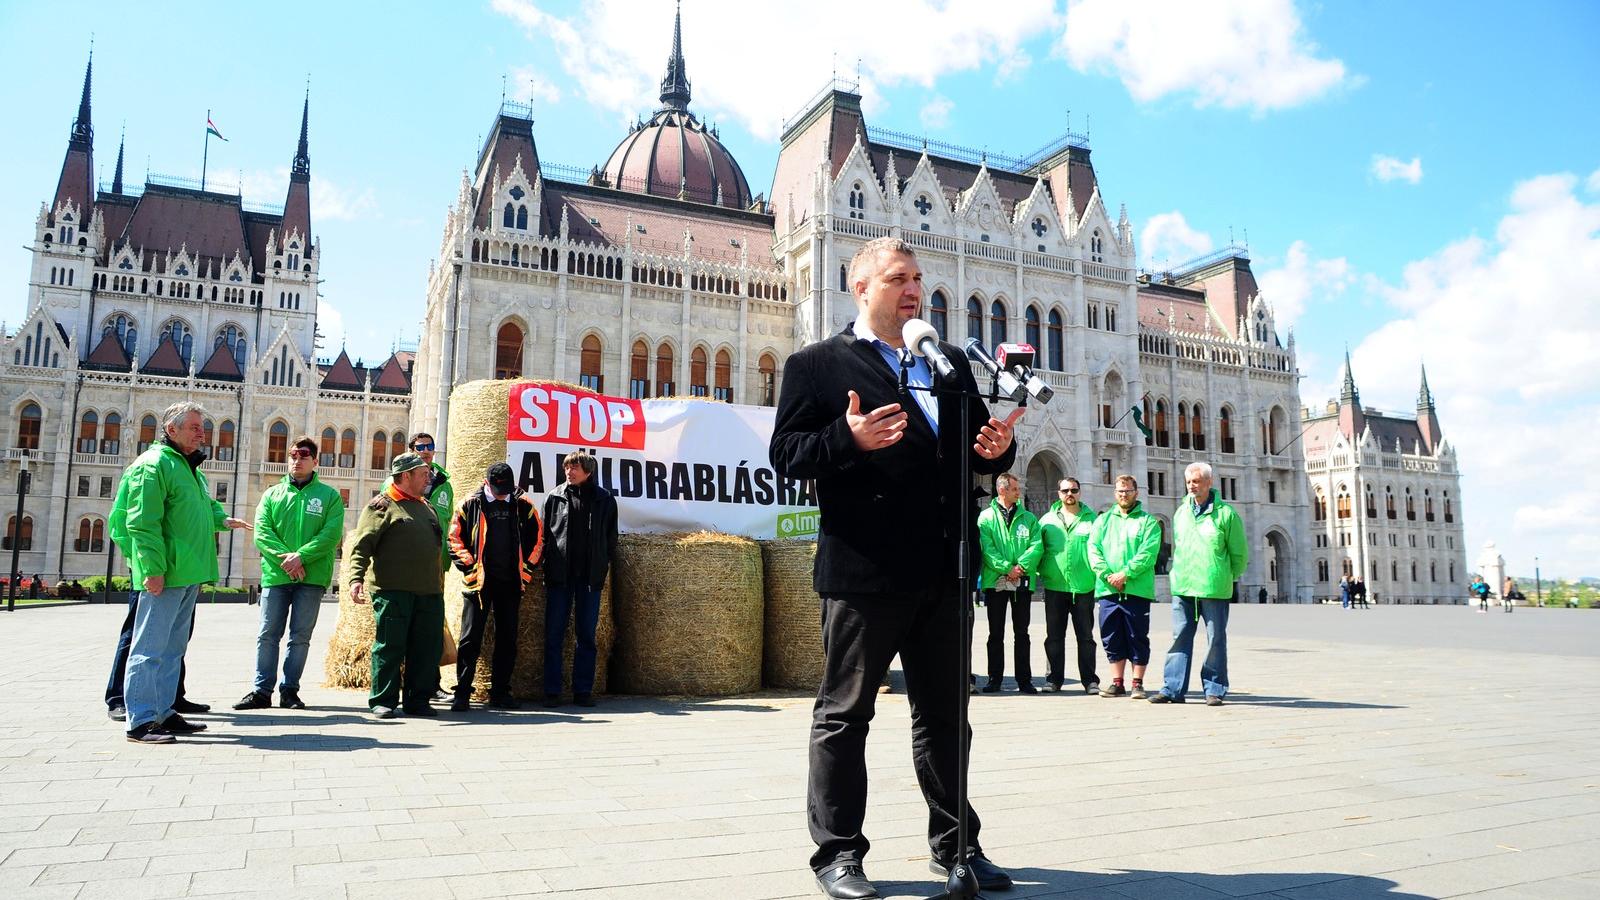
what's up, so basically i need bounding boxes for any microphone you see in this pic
[997,342,1055,405]
[902,319,957,381]
[963,338,1026,403]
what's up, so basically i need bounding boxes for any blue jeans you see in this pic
[545,583,601,695]
[125,584,201,729]
[1162,597,1230,700]
[254,583,326,694]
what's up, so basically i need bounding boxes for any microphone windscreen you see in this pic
[901,319,940,355]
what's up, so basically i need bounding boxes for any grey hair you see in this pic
[846,236,917,294]
[995,472,1020,489]
[1184,461,1214,480]
[161,401,207,432]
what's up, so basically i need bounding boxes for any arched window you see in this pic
[105,313,137,356]
[391,432,406,465]
[202,419,214,456]
[1317,559,1329,582]
[1177,403,1191,450]
[1424,490,1435,522]
[103,412,122,455]
[1190,402,1205,451]
[265,423,288,463]
[139,414,158,452]
[930,291,948,340]
[1313,489,1327,521]
[758,353,777,407]
[319,427,337,467]
[839,264,848,292]
[217,420,236,461]
[1219,407,1235,454]
[78,410,99,454]
[3,515,34,551]
[516,205,528,230]
[161,319,194,367]
[1047,308,1063,370]
[713,349,733,402]
[1336,488,1352,519]
[494,321,524,380]
[989,299,1008,347]
[1091,229,1104,263]
[1444,493,1454,523]
[689,346,709,397]
[630,340,650,399]
[370,432,388,471]
[1365,487,1377,518]
[340,429,356,468]
[1405,488,1416,521]
[1024,305,1041,352]
[579,335,604,392]
[655,343,675,396]
[503,203,515,229]
[966,296,983,343]
[1154,400,1169,448]
[1386,486,1396,519]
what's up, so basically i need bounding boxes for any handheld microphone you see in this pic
[902,319,957,381]
[963,338,1026,403]
[997,342,1055,405]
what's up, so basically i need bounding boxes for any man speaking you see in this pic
[771,236,1022,898]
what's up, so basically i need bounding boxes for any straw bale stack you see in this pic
[612,531,763,696]
[324,530,376,689]
[760,539,824,690]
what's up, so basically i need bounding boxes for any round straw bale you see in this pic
[760,539,823,690]
[612,531,763,696]
[324,529,376,689]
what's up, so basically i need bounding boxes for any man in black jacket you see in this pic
[770,236,1022,899]
[448,463,543,710]
[541,450,618,709]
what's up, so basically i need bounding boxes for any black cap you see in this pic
[487,462,516,493]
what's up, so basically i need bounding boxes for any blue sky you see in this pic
[2,1,1596,578]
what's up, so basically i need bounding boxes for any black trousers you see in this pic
[1043,590,1097,687]
[105,590,189,709]
[455,577,522,699]
[983,589,1032,685]
[809,588,981,872]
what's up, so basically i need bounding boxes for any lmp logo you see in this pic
[306,497,324,516]
[776,509,819,538]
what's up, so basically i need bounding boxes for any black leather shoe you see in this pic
[157,714,208,734]
[450,694,472,712]
[107,705,126,722]
[930,853,1013,891]
[1017,682,1038,695]
[573,693,596,708]
[278,689,306,710]
[234,692,272,710]
[126,722,176,744]
[404,704,439,718]
[488,696,521,710]
[815,863,878,898]
[980,680,1002,694]
[172,699,211,714]
[542,694,561,708]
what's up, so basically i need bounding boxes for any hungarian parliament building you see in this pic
[2,15,1467,603]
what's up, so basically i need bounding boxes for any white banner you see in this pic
[504,382,818,540]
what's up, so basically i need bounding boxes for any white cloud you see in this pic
[1139,211,1212,271]
[919,95,954,130]
[314,297,346,355]
[1371,154,1423,184]
[1587,167,1600,194]
[239,168,377,222]
[1333,170,1600,577]
[1060,0,1347,112]
[508,65,563,106]
[1256,240,1353,330]
[489,0,1057,140]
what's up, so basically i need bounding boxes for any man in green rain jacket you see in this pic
[976,472,1044,693]
[1037,477,1099,693]
[1086,474,1162,700]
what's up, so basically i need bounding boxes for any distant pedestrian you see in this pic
[1339,575,1352,609]
[1087,475,1161,700]
[1501,577,1517,613]
[1037,477,1099,694]
[1470,576,1490,612]
[1353,578,1369,610]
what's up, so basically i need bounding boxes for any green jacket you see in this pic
[977,499,1043,590]
[254,471,346,588]
[1086,500,1162,600]
[1038,500,1098,593]
[108,442,228,588]
[346,490,445,595]
[1170,490,1249,600]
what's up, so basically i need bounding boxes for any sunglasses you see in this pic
[288,448,315,460]
[1059,488,1079,494]
[411,443,435,452]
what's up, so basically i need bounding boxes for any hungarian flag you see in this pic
[1129,404,1153,439]
[206,117,227,141]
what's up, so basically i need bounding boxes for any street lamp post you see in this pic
[6,451,31,612]
[1534,556,1542,607]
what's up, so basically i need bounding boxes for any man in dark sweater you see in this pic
[541,450,617,709]
[448,463,542,710]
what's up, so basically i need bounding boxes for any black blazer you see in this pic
[769,325,1017,595]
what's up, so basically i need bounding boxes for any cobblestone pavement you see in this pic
[1,601,1597,899]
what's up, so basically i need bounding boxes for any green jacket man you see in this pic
[1038,498,1098,594]
[254,470,345,589]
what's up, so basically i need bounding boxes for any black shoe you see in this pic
[573,693,596,708]
[1017,682,1038,695]
[1205,695,1224,706]
[157,714,207,734]
[815,863,878,899]
[171,699,210,714]
[450,694,472,712]
[542,694,561,708]
[487,695,521,710]
[1148,692,1184,704]
[126,722,176,744]
[278,689,305,710]
[107,705,126,722]
[981,680,1002,694]
[930,853,1013,891]
[233,692,272,710]
[404,704,439,718]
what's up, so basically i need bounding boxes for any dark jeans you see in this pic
[1043,590,1097,687]
[105,590,189,709]
[983,589,1032,685]
[544,582,601,696]
[456,578,522,699]
[809,588,981,873]
[368,590,444,711]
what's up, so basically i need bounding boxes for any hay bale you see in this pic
[324,530,376,689]
[760,539,823,690]
[612,531,763,696]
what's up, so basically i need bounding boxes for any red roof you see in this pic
[197,341,244,381]
[472,114,541,229]
[543,183,775,266]
[372,351,412,393]
[84,330,132,370]
[121,186,250,275]
[319,349,360,389]
[140,335,187,375]
[602,108,753,209]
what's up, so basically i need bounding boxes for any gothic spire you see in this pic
[1339,347,1360,405]
[112,128,125,194]
[1417,362,1435,411]
[658,1,691,110]
[291,88,310,181]
[71,53,94,149]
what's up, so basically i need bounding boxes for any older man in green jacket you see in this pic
[976,472,1044,693]
[1037,477,1099,693]
[1151,461,1248,706]
[1086,474,1162,699]
[109,402,251,743]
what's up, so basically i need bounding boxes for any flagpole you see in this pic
[202,107,210,192]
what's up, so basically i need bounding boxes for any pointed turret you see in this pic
[1416,362,1441,453]
[1337,348,1364,440]
[111,129,125,195]
[282,89,312,247]
[658,1,691,110]
[52,54,95,215]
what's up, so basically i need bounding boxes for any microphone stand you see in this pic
[897,353,1022,900]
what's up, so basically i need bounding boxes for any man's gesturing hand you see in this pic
[975,407,1025,459]
[846,390,907,452]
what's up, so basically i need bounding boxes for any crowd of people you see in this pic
[102,403,617,743]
